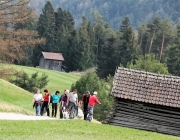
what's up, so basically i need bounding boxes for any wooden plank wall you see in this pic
[106,98,180,136]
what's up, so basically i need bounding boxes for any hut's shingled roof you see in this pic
[42,52,64,61]
[111,67,180,108]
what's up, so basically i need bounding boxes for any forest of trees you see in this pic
[2,1,180,79]
[2,0,180,121]
[31,0,180,30]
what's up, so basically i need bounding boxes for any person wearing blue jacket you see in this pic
[51,91,60,117]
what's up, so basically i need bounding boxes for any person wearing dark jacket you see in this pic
[81,91,90,120]
[60,90,69,119]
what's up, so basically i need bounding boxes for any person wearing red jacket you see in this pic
[40,89,50,116]
[86,91,101,122]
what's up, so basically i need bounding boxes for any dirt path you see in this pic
[0,112,101,124]
[0,112,57,120]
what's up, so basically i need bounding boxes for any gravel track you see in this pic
[0,112,58,120]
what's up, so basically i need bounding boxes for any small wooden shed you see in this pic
[106,67,180,136]
[39,52,64,71]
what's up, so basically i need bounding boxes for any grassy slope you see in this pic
[0,64,81,115]
[11,65,81,93]
[0,79,34,115]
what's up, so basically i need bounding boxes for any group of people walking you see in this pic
[33,88,101,122]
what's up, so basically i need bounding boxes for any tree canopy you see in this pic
[127,54,169,75]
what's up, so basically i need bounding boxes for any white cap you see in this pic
[93,91,97,95]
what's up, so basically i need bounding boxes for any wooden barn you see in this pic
[106,67,180,136]
[39,52,64,71]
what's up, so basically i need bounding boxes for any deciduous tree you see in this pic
[127,54,169,74]
[0,0,44,78]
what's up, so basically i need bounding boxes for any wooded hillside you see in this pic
[2,1,180,81]
[31,0,180,29]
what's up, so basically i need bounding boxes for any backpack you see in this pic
[50,95,53,103]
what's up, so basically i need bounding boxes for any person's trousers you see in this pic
[83,107,88,120]
[40,101,50,116]
[86,105,94,122]
[35,103,40,116]
[52,103,58,117]
[68,102,76,119]
[60,103,63,119]
[60,103,67,119]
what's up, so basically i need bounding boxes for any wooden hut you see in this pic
[39,52,64,71]
[106,67,180,136]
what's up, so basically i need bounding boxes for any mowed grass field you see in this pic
[0,120,180,140]
[0,65,180,140]
[10,64,81,93]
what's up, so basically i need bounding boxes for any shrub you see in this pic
[71,72,113,121]
[11,71,49,93]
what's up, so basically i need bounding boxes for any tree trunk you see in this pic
[159,32,165,61]
[139,34,143,50]
[148,30,155,54]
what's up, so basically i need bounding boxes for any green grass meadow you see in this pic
[0,64,81,114]
[0,65,180,140]
[0,120,180,140]
[0,79,34,114]
[11,64,81,93]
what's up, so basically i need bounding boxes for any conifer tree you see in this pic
[138,24,149,55]
[166,25,180,76]
[37,1,55,52]
[76,16,94,71]
[55,8,76,71]
[31,1,55,66]
[147,17,161,54]
[97,36,117,78]
[158,19,173,62]
[92,9,107,63]
[117,16,139,66]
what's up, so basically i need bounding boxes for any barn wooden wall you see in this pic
[106,98,180,136]
[39,56,62,71]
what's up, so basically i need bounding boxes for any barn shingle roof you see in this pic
[111,67,180,108]
[42,52,64,61]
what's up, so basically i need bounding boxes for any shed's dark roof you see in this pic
[41,52,64,61]
[111,67,180,108]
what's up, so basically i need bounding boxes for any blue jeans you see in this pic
[35,104,40,116]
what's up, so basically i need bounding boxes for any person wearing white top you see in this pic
[67,89,78,119]
[33,89,43,116]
